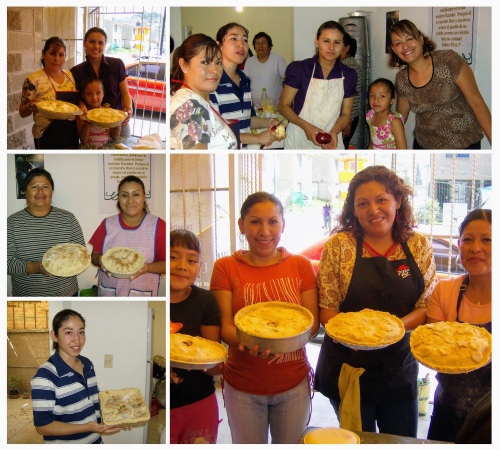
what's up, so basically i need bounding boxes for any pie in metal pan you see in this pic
[325,308,405,350]
[36,100,81,120]
[410,321,492,374]
[99,388,150,427]
[42,243,91,277]
[101,247,145,278]
[170,333,227,370]
[234,301,314,354]
[86,107,127,128]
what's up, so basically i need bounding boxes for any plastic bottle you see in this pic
[260,88,274,117]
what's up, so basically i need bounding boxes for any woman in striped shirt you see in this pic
[31,309,122,443]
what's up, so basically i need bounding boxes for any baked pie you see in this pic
[234,302,314,339]
[36,100,80,119]
[101,247,145,278]
[99,388,150,427]
[170,333,227,366]
[42,243,91,277]
[87,107,127,128]
[325,308,405,350]
[410,322,492,373]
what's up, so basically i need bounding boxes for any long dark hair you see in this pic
[388,19,437,68]
[84,27,107,43]
[52,309,86,351]
[23,168,54,192]
[336,165,415,242]
[41,36,66,67]
[170,34,221,95]
[216,22,249,45]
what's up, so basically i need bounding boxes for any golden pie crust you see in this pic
[42,243,91,277]
[410,322,492,373]
[87,107,127,128]
[37,100,79,114]
[99,388,150,427]
[325,308,405,349]
[234,302,313,339]
[170,333,227,364]
[101,247,145,278]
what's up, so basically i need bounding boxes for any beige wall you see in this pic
[179,7,294,64]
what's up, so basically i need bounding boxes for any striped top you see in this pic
[7,206,85,297]
[31,352,102,444]
[209,69,255,135]
[342,56,363,120]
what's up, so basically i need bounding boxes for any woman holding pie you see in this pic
[70,27,132,136]
[315,165,436,437]
[425,209,491,442]
[31,308,122,443]
[18,36,80,149]
[210,191,319,444]
[7,168,86,296]
[89,175,166,296]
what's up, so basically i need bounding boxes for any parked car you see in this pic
[298,234,465,275]
[125,60,166,113]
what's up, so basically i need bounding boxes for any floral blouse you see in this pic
[366,109,404,149]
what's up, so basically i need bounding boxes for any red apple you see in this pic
[316,132,332,144]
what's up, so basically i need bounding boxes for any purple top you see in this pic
[70,55,127,110]
[283,56,357,115]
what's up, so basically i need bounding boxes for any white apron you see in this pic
[285,63,345,150]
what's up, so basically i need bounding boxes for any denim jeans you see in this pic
[223,377,311,444]
[329,397,418,437]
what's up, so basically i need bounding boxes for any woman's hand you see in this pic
[238,343,273,359]
[121,109,133,126]
[86,422,122,434]
[130,263,149,281]
[256,129,277,147]
[205,362,224,376]
[27,98,41,113]
[170,368,184,384]
[303,123,324,146]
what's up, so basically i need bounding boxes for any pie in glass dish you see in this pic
[170,333,227,369]
[99,388,150,427]
[87,107,127,128]
[42,243,91,277]
[410,321,492,374]
[101,247,145,278]
[36,100,80,120]
[325,308,405,350]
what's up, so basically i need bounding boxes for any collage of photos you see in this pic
[168,5,493,447]
[3,3,493,448]
[6,6,167,445]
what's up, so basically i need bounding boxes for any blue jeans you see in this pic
[223,377,311,444]
[329,397,418,437]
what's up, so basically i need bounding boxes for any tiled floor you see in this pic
[215,342,436,444]
[6,396,166,444]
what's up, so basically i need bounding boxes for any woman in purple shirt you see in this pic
[278,21,357,149]
[71,27,133,136]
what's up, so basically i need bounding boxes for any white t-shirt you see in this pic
[170,88,237,150]
[244,53,287,107]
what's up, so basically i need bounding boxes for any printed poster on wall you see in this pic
[432,7,474,67]
[98,154,152,214]
[14,154,44,199]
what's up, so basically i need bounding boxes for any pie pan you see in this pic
[87,107,127,128]
[234,302,314,354]
[36,100,81,120]
[170,333,227,370]
[410,322,492,374]
[101,247,145,279]
[99,388,150,428]
[170,359,225,371]
[325,309,405,351]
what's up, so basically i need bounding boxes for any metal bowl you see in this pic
[235,302,314,354]
[170,359,225,371]
[87,107,127,129]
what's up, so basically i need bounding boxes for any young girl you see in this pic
[77,76,121,148]
[170,229,222,444]
[31,309,122,443]
[366,78,407,149]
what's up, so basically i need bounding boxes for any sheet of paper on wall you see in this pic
[132,133,163,149]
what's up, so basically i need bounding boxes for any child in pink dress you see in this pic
[77,77,121,148]
[366,78,407,149]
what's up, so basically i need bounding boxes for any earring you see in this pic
[239,233,246,243]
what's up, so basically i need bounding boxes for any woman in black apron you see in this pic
[425,209,491,442]
[18,36,80,149]
[315,165,437,437]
